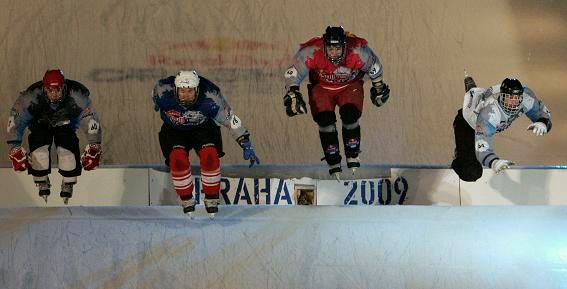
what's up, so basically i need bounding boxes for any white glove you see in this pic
[492,159,514,174]
[527,122,547,136]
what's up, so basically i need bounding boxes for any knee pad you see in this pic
[30,145,50,171]
[339,104,361,124]
[313,111,337,128]
[57,146,77,171]
[199,146,220,171]
[169,147,189,172]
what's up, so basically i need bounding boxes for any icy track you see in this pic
[1,205,567,289]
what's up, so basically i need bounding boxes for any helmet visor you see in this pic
[500,93,523,114]
[325,43,345,64]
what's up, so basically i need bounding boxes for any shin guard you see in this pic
[169,147,194,199]
[342,124,361,158]
[199,146,221,199]
[319,130,341,166]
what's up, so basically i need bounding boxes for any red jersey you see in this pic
[285,34,383,90]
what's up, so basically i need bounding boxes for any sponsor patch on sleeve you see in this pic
[475,139,490,152]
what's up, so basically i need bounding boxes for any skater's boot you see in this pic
[346,157,361,174]
[36,178,51,203]
[329,163,342,181]
[204,198,220,219]
[181,197,195,218]
[320,141,342,180]
[464,70,477,92]
[60,182,75,205]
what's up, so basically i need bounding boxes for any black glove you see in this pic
[283,86,307,117]
[370,80,390,107]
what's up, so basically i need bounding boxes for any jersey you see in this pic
[6,80,102,147]
[284,33,383,90]
[462,85,552,167]
[152,75,249,142]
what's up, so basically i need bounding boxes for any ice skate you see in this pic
[346,157,360,174]
[329,163,342,182]
[464,70,477,92]
[204,198,220,219]
[181,198,195,219]
[36,180,51,203]
[60,182,74,205]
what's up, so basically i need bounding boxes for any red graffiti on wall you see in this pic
[148,38,293,68]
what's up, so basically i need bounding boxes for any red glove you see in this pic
[8,146,28,172]
[81,144,102,171]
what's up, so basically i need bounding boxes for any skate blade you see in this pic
[350,167,358,175]
[185,212,194,219]
[41,195,48,203]
[333,172,341,182]
[208,213,216,219]
[62,197,70,205]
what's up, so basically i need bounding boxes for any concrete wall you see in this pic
[1,0,566,167]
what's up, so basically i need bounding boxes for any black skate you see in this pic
[346,157,361,174]
[204,198,220,219]
[464,70,477,92]
[60,182,74,205]
[36,180,51,203]
[181,198,195,218]
[329,163,342,182]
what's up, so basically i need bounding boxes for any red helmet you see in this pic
[42,69,65,88]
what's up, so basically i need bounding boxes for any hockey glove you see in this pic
[283,86,307,117]
[370,80,390,107]
[527,122,547,136]
[8,146,28,172]
[238,136,260,168]
[491,159,514,174]
[81,143,102,171]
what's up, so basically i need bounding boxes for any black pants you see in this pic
[28,124,82,178]
[158,120,224,166]
[451,109,483,182]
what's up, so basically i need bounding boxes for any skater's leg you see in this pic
[28,126,53,202]
[339,104,362,171]
[314,111,342,176]
[198,145,221,216]
[159,124,195,214]
[451,109,482,182]
[54,126,82,204]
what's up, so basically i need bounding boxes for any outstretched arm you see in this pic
[211,91,260,167]
[523,87,552,135]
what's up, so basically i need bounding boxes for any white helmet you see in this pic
[174,70,200,88]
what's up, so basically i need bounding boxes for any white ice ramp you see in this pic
[2,206,567,289]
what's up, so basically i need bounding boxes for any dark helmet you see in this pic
[499,78,524,115]
[323,26,346,64]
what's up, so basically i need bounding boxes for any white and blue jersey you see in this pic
[462,84,552,167]
[152,75,249,141]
